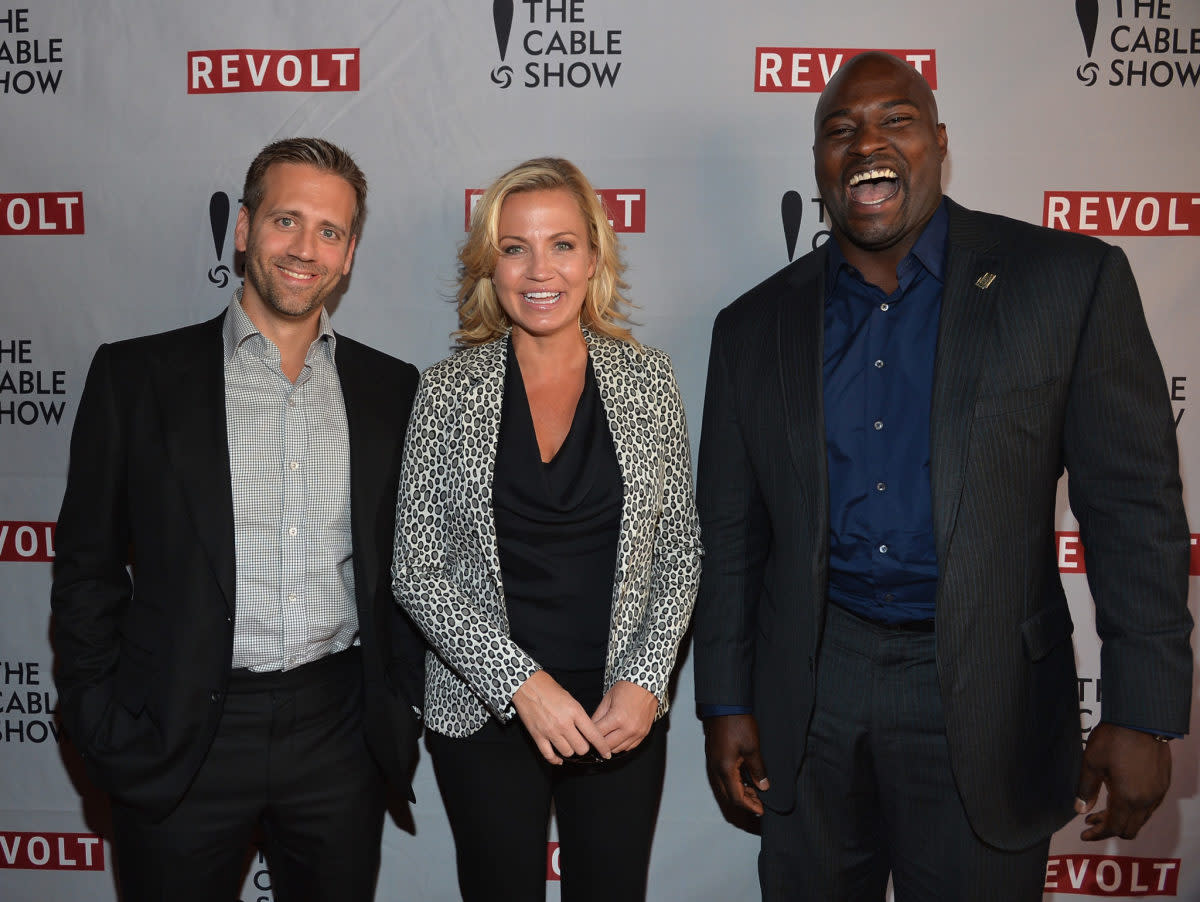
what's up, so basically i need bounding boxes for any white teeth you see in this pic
[524,291,560,300]
[280,267,316,279]
[848,168,898,187]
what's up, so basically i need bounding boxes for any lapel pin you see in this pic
[974,272,997,290]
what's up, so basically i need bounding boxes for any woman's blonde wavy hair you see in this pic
[454,157,635,348]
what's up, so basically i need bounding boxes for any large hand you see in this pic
[704,713,769,817]
[511,670,613,765]
[1076,722,1172,841]
[591,680,658,754]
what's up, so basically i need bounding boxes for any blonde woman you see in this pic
[392,157,701,901]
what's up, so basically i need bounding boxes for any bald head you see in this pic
[816,52,939,135]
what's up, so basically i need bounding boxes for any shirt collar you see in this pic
[222,286,337,363]
[824,196,949,296]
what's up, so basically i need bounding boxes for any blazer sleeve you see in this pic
[691,314,772,709]
[1062,244,1192,734]
[612,351,703,702]
[50,343,133,750]
[391,369,539,721]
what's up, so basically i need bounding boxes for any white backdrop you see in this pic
[2,1,1197,899]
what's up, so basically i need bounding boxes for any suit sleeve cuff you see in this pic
[697,703,753,718]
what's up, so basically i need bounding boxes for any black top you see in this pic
[493,340,623,674]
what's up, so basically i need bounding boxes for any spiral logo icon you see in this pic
[1076,61,1099,86]
[491,65,513,88]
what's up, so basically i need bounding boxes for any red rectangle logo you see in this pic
[1044,855,1180,895]
[0,833,105,870]
[187,49,360,93]
[1057,532,1199,575]
[754,48,937,93]
[0,193,84,235]
[0,522,56,562]
[1044,192,1200,236]
[546,841,561,881]
[464,189,646,233]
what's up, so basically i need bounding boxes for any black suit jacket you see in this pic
[51,311,424,819]
[693,198,1192,850]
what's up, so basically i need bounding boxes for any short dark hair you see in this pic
[242,137,368,237]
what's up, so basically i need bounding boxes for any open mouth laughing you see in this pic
[848,168,900,206]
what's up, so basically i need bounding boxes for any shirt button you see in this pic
[874,359,884,369]
[876,482,887,492]
[287,526,297,537]
[884,593,896,602]
[289,461,300,471]
[874,420,883,431]
[879,544,889,554]
[288,593,298,602]
[880,303,890,312]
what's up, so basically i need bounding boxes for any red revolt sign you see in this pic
[187,49,359,93]
[0,192,83,235]
[464,188,646,233]
[754,48,937,92]
[1044,192,1200,236]
[0,833,105,870]
[1043,855,1180,895]
[1056,531,1200,576]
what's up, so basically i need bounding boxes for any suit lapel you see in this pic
[336,340,388,611]
[159,314,236,611]
[460,338,509,586]
[930,200,1004,562]
[777,252,828,488]
[587,331,653,605]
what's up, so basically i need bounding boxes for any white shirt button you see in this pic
[880,303,890,312]
[876,482,887,492]
[287,526,297,537]
[879,544,889,554]
[874,420,884,430]
[289,461,300,471]
[874,359,884,369]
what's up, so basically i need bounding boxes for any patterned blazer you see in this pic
[392,329,703,738]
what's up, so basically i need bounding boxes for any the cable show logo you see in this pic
[1074,0,1199,87]
[489,0,622,89]
[1,8,64,96]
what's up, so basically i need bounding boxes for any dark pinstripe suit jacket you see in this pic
[692,197,1191,851]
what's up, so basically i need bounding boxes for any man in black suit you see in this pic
[693,52,1191,901]
[51,137,424,902]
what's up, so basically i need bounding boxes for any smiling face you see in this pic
[491,187,597,346]
[234,161,358,327]
[814,53,947,262]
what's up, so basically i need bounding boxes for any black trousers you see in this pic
[759,604,1050,902]
[427,674,667,902]
[111,648,386,902]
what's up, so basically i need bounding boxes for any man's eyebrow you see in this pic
[819,98,920,128]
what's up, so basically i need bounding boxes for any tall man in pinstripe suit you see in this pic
[52,138,424,902]
[693,52,1191,901]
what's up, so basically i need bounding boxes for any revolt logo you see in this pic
[754,48,937,93]
[464,188,645,233]
[0,833,104,870]
[188,48,359,93]
[1043,191,1200,235]
[0,192,83,235]
[1056,531,1200,575]
[1044,855,1180,895]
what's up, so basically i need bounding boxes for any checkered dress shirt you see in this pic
[223,290,357,671]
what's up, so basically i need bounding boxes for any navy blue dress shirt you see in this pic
[823,200,947,625]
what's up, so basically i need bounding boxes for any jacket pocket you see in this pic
[974,379,1059,419]
[1020,604,1075,662]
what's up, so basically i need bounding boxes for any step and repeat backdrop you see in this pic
[2,1,1198,899]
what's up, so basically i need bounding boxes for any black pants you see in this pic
[427,674,667,902]
[759,604,1050,902]
[111,648,386,902]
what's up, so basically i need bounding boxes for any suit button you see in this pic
[210,691,221,703]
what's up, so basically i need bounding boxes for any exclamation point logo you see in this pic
[781,191,804,261]
[1075,0,1101,85]
[208,192,231,288]
[491,0,515,88]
